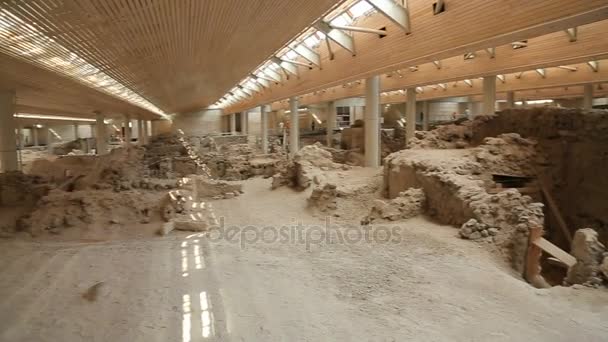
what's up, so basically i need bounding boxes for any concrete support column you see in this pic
[0,91,18,172]
[405,87,417,146]
[136,119,143,145]
[47,128,53,153]
[422,101,430,131]
[95,112,107,155]
[144,120,150,143]
[326,101,336,147]
[230,113,237,135]
[482,76,497,115]
[18,126,25,150]
[123,114,132,145]
[583,84,594,110]
[289,97,299,156]
[33,127,39,146]
[73,123,80,140]
[364,76,380,167]
[240,111,248,135]
[260,105,268,154]
[506,91,515,109]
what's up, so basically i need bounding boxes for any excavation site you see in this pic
[1,1,608,341]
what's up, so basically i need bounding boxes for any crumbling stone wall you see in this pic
[0,172,49,206]
[383,135,545,273]
[470,108,608,246]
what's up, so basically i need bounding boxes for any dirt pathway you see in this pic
[1,176,607,341]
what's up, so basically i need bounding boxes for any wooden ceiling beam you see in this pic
[269,62,608,110]
[255,21,608,110]
[226,0,608,113]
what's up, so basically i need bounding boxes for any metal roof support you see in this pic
[485,47,496,59]
[367,0,411,33]
[565,27,577,42]
[291,44,321,67]
[587,60,599,72]
[315,21,356,55]
[330,24,387,37]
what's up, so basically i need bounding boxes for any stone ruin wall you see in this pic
[472,108,608,246]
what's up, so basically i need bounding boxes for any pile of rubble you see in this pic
[381,128,405,158]
[409,121,472,149]
[383,134,546,273]
[307,183,338,212]
[145,133,287,181]
[473,133,543,176]
[565,228,608,287]
[15,188,160,237]
[0,171,49,206]
[52,138,95,155]
[159,175,242,235]
[361,188,425,225]
[272,143,352,190]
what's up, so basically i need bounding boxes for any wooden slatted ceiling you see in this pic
[0,0,341,114]
[268,60,608,110]
[0,51,154,119]
[267,20,608,108]
[226,0,608,113]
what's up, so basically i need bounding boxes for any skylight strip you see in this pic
[0,8,170,119]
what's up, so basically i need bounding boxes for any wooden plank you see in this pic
[533,237,577,267]
[525,226,544,284]
[537,173,573,244]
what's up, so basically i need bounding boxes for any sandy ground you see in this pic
[1,174,608,341]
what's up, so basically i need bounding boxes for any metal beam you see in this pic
[261,68,282,83]
[325,38,335,61]
[433,0,445,15]
[315,21,355,55]
[485,47,496,59]
[281,58,313,69]
[291,44,321,66]
[329,24,387,37]
[367,0,411,33]
[588,60,599,72]
[535,68,547,78]
[225,2,608,113]
[272,57,298,76]
[565,27,578,42]
[252,75,271,88]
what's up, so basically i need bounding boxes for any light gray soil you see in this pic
[1,175,607,341]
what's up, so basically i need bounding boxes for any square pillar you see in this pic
[583,84,593,110]
[506,91,515,109]
[326,101,336,147]
[240,111,249,135]
[483,76,497,115]
[422,101,430,131]
[364,76,380,167]
[95,111,108,155]
[0,90,18,172]
[123,114,132,145]
[260,105,268,153]
[405,87,416,146]
[230,113,237,135]
[289,97,299,156]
